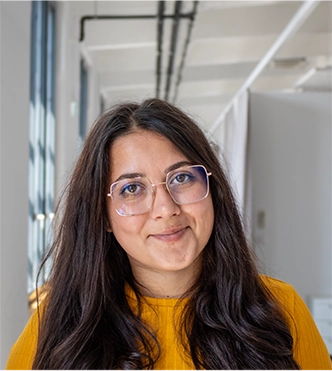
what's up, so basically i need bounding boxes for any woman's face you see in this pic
[107,130,214,285]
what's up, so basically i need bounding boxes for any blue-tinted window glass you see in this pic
[28,1,56,294]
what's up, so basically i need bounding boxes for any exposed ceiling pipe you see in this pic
[79,11,194,42]
[164,1,182,101]
[156,1,165,98]
[172,1,199,103]
[78,3,197,102]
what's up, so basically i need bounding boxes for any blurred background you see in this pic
[1,1,331,366]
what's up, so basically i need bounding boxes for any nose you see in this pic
[150,182,181,219]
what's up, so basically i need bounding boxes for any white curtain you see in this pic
[218,89,252,240]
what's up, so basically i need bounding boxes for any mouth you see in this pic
[150,227,189,243]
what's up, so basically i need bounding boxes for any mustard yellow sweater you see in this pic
[6,276,332,370]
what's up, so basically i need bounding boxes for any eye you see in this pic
[122,183,139,194]
[169,171,195,186]
[118,180,148,199]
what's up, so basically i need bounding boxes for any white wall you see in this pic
[0,1,31,368]
[250,92,331,302]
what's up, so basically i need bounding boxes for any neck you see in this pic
[130,264,200,299]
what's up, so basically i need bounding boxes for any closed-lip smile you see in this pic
[150,227,188,242]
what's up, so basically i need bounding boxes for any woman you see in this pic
[7,98,331,369]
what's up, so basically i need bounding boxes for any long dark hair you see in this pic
[33,98,299,369]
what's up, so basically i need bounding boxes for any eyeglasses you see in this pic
[107,165,212,216]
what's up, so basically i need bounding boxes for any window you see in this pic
[28,1,56,294]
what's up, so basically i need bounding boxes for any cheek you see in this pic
[183,197,214,243]
[197,197,215,242]
[108,208,147,247]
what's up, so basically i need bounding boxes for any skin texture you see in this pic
[107,130,214,298]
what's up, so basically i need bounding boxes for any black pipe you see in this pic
[172,1,199,102]
[79,12,195,42]
[156,1,165,98]
[164,1,182,101]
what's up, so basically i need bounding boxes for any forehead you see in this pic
[109,130,189,180]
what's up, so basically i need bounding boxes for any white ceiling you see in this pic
[75,1,332,133]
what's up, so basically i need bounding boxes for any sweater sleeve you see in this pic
[5,307,40,370]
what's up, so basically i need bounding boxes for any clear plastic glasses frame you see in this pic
[107,164,212,216]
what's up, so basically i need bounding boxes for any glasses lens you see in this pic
[111,177,153,216]
[109,165,210,216]
[167,165,209,204]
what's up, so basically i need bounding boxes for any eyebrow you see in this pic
[165,161,192,173]
[114,161,192,183]
[114,172,144,183]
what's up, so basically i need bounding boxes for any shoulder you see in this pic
[258,274,306,330]
[259,274,297,305]
[258,274,318,329]
[258,274,310,321]
[259,274,294,292]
